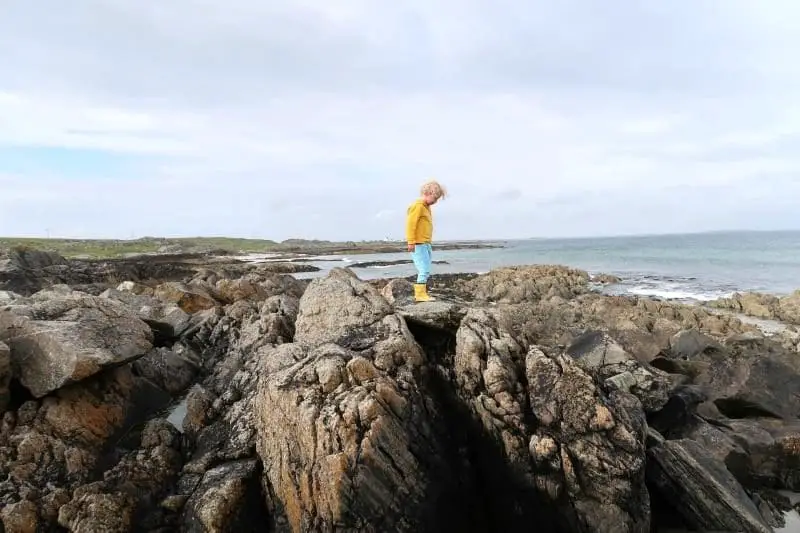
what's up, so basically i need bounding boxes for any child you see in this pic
[406,180,446,302]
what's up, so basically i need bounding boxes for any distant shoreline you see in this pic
[0,236,505,260]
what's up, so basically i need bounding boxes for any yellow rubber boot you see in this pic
[414,283,436,302]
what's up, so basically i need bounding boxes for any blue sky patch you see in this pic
[0,145,151,179]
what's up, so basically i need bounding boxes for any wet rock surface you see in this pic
[0,258,797,532]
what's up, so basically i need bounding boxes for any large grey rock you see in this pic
[710,290,800,325]
[0,292,153,397]
[647,438,773,533]
[101,287,192,340]
[181,459,266,533]
[453,309,650,533]
[668,329,724,360]
[255,270,478,532]
[566,330,673,412]
[459,265,590,304]
[680,417,800,493]
[0,291,21,304]
[255,339,438,531]
[0,248,69,295]
[661,331,800,420]
[294,268,393,348]
[380,278,414,305]
[234,294,300,352]
[132,345,201,395]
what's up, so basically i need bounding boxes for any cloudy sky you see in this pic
[2,1,799,241]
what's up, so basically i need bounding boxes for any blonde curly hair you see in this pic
[420,180,447,200]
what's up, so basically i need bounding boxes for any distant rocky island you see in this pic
[0,246,797,532]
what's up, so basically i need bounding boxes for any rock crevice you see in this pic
[0,261,798,532]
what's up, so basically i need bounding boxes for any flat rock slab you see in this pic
[0,293,153,397]
[647,438,773,533]
[397,301,467,331]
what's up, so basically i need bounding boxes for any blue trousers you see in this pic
[410,243,432,283]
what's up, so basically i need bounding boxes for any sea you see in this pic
[239,230,800,302]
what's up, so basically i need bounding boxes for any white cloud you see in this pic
[1,0,799,239]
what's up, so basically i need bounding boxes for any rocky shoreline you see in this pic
[0,248,798,532]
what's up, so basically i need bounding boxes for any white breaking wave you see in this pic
[627,285,733,302]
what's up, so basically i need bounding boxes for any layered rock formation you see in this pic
[0,255,797,532]
[710,290,800,326]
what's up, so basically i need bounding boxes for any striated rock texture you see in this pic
[452,309,650,533]
[255,268,477,532]
[2,258,800,533]
[0,248,69,296]
[647,437,773,533]
[458,264,590,304]
[0,290,153,397]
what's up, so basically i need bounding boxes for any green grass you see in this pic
[0,237,275,258]
[0,236,414,259]
[0,236,502,260]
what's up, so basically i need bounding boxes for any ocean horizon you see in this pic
[238,229,800,302]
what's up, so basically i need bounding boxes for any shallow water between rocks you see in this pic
[165,397,188,432]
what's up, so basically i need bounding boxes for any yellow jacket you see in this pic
[406,199,433,244]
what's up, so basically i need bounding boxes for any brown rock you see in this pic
[0,293,153,397]
[256,339,435,531]
[181,459,266,533]
[778,291,800,324]
[709,290,800,326]
[39,366,135,448]
[214,276,267,304]
[709,292,778,320]
[453,308,649,533]
[57,485,136,533]
[459,264,590,304]
[154,282,218,314]
[1,499,38,533]
[255,270,476,532]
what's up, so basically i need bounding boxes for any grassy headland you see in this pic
[0,236,503,259]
